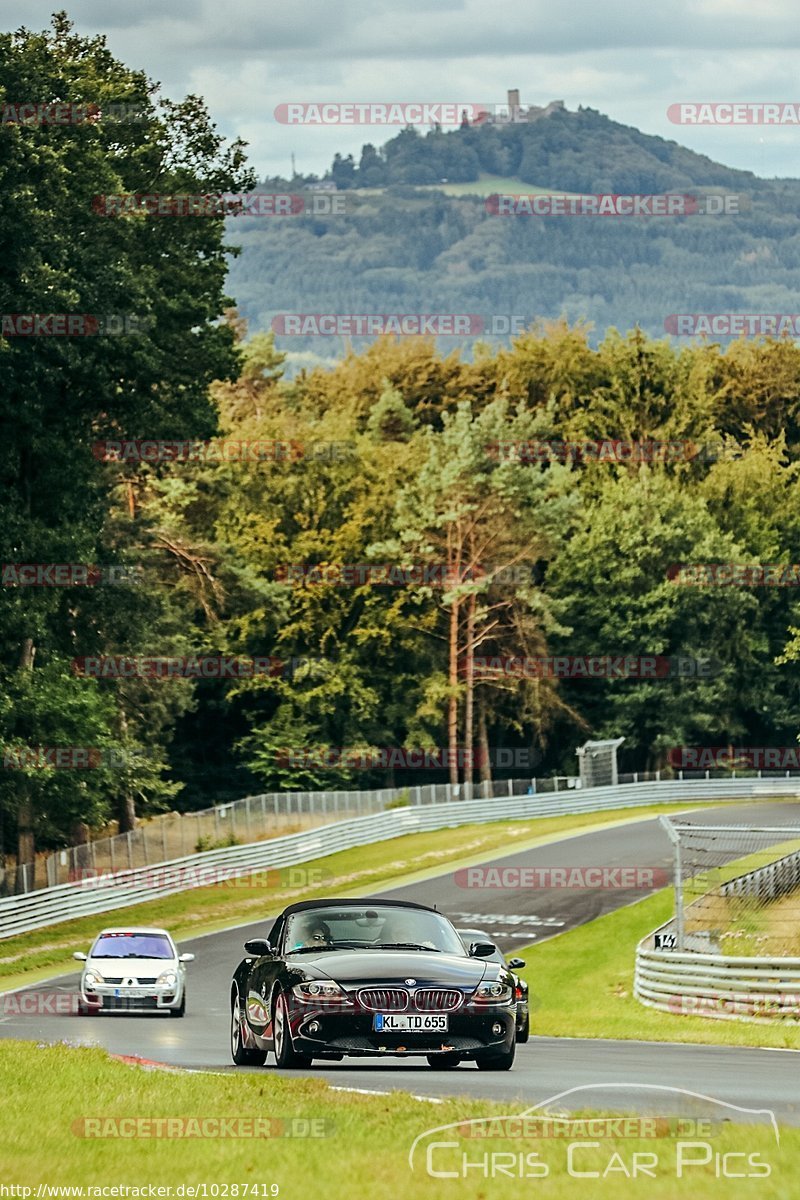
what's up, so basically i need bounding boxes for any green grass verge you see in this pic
[0,1041,795,1196]
[0,801,738,991]
[519,888,800,1048]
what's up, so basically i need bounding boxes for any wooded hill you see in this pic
[227,107,799,362]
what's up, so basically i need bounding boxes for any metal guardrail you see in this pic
[720,848,800,902]
[3,774,800,941]
[26,775,581,894]
[12,765,800,894]
[635,833,800,1022]
[635,943,800,1020]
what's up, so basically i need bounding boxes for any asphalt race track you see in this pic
[2,800,799,1125]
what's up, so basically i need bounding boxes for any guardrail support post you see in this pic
[660,816,684,951]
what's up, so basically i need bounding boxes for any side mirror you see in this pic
[73,952,87,961]
[179,953,195,963]
[469,942,496,958]
[244,939,274,957]
[507,957,526,970]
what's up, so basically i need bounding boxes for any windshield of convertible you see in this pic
[284,906,466,955]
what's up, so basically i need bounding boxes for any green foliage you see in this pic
[0,15,254,859]
[194,832,240,852]
[147,324,800,795]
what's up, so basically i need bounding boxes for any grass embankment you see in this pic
[1,802,708,990]
[519,887,800,1049]
[0,1042,794,1197]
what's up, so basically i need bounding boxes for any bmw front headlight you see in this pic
[471,980,513,1004]
[291,980,352,1004]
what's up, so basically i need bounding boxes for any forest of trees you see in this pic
[3,18,800,883]
[6,308,800,871]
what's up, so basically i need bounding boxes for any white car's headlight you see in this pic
[471,980,513,1004]
[291,980,352,1004]
[83,970,104,988]
[157,970,177,988]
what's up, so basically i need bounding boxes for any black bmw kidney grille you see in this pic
[414,988,462,1011]
[357,988,409,1011]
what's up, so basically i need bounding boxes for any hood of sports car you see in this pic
[292,950,491,986]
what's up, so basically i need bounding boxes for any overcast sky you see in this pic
[3,0,800,180]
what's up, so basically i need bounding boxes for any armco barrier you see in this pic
[635,833,800,1022]
[34,774,580,893]
[721,848,800,902]
[3,775,800,940]
[635,941,800,1021]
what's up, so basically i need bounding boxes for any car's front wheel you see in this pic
[170,993,186,1018]
[230,989,266,1066]
[272,991,312,1069]
[475,1042,516,1071]
[517,1013,530,1043]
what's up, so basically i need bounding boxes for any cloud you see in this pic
[5,1,800,177]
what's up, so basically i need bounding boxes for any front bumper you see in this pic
[286,1004,516,1058]
[81,984,180,1012]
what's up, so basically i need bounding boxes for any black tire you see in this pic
[272,991,311,1069]
[230,989,267,1066]
[78,998,100,1017]
[475,1042,516,1071]
[517,1013,530,1043]
[169,993,186,1018]
[426,1053,462,1069]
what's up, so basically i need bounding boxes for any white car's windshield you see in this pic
[284,906,467,954]
[91,933,174,959]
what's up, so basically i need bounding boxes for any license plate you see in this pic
[373,1013,448,1032]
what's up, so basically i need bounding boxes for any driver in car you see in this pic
[290,916,333,950]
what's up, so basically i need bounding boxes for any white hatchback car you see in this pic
[74,926,194,1016]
